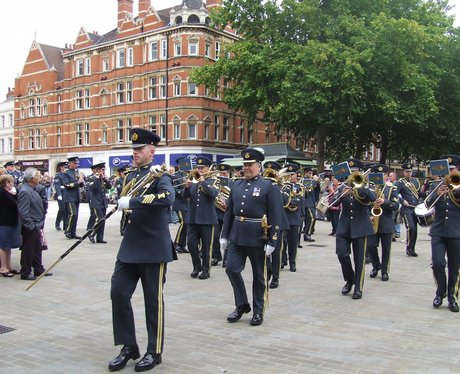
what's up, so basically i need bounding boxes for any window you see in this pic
[247,123,253,143]
[116,49,125,68]
[188,82,197,95]
[57,127,62,147]
[35,129,41,148]
[205,43,211,58]
[215,41,221,59]
[102,58,110,72]
[84,123,90,145]
[20,105,25,119]
[75,90,84,110]
[126,81,133,103]
[8,114,13,127]
[239,126,244,144]
[42,132,48,149]
[84,89,91,108]
[127,47,134,66]
[174,78,181,97]
[20,135,25,150]
[160,39,167,59]
[76,59,84,76]
[117,119,124,143]
[43,99,48,115]
[149,115,156,132]
[160,75,167,98]
[173,118,180,139]
[174,41,181,56]
[159,114,166,140]
[117,83,125,104]
[29,129,34,149]
[214,115,220,140]
[1,115,4,128]
[8,138,12,153]
[148,77,157,99]
[85,57,91,74]
[223,117,229,141]
[125,118,132,142]
[102,125,108,144]
[150,41,158,60]
[188,118,197,139]
[189,41,198,56]
[0,139,4,153]
[36,98,41,116]
[57,95,62,113]
[204,118,210,139]
[29,99,35,117]
[76,124,83,145]
[265,130,270,143]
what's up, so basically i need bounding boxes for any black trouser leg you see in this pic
[187,224,202,272]
[226,242,249,307]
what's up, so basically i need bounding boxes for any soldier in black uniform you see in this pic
[332,158,376,300]
[87,162,112,244]
[396,163,421,257]
[85,164,98,233]
[62,157,85,239]
[53,161,68,231]
[172,163,189,253]
[426,155,460,313]
[4,161,18,187]
[115,166,128,236]
[367,165,399,281]
[108,128,176,372]
[221,148,283,326]
[303,168,318,242]
[183,156,220,279]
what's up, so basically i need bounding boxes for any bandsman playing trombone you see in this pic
[367,164,399,281]
[396,163,421,257]
[426,155,460,313]
[332,158,376,300]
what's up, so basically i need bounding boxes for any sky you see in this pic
[1,0,460,101]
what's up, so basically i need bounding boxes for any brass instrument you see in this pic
[371,185,384,234]
[215,185,231,212]
[261,214,271,240]
[401,177,420,200]
[424,172,460,209]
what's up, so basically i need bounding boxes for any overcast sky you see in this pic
[1,0,459,101]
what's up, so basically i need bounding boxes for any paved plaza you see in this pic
[0,201,459,374]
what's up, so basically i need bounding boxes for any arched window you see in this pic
[187,14,200,23]
[175,16,183,24]
[173,116,181,140]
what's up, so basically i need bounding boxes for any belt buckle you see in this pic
[239,216,245,222]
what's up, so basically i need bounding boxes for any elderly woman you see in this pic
[0,174,20,277]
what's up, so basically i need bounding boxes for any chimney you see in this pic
[6,87,15,100]
[138,0,151,19]
[118,0,134,29]
[206,0,221,10]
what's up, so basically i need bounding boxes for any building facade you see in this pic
[0,89,15,166]
[13,0,303,175]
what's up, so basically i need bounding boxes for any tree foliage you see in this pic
[192,0,460,166]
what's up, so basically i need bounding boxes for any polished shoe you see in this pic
[352,290,362,299]
[269,279,279,289]
[448,301,459,313]
[88,235,95,243]
[134,352,162,372]
[289,265,296,272]
[222,261,227,268]
[65,234,74,239]
[34,272,53,277]
[250,313,263,326]
[341,282,352,295]
[0,271,14,277]
[108,345,140,371]
[365,256,371,264]
[198,271,210,279]
[298,244,303,248]
[190,270,199,278]
[211,259,219,266]
[9,269,20,275]
[304,235,315,242]
[227,304,251,322]
[97,240,108,244]
[370,268,379,278]
[433,296,443,308]
[20,274,37,280]
[406,250,418,257]
[381,273,389,281]
[74,235,82,240]
[55,226,62,231]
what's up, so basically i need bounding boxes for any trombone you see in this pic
[424,172,460,209]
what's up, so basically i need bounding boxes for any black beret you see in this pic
[130,128,160,148]
[371,164,389,173]
[347,158,364,170]
[401,163,413,170]
[68,156,79,163]
[241,148,264,163]
[196,156,212,167]
[218,163,231,171]
[440,154,460,168]
[263,161,282,171]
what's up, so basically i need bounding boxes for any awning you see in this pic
[221,156,317,168]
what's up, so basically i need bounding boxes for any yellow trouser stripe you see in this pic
[208,225,215,268]
[66,203,75,232]
[156,263,164,354]
[175,211,184,242]
[263,256,269,313]
[359,237,367,290]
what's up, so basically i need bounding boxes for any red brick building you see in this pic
[14,0,306,174]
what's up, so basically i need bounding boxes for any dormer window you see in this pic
[187,14,200,23]
[175,16,183,25]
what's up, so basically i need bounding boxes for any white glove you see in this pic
[57,195,62,201]
[220,238,228,251]
[117,196,131,211]
[264,244,275,256]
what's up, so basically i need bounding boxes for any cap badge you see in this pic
[132,133,138,142]
[244,153,250,159]
[349,161,354,167]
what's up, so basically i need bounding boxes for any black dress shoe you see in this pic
[190,270,199,278]
[289,265,296,272]
[88,235,95,243]
[222,261,227,268]
[97,240,108,244]
[227,304,251,322]
[269,279,279,289]
[21,274,37,280]
[370,268,379,278]
[381,273,389,281]
[298,244,303,248]
[65,234,74,239]
[341,282,352,295]
[108,345,140,371]
[304,235,315,242]
[250,313,263,326]
[352,291,362,299]
[74,235,82,240]
[433,296,443,308]
[211,259,219,266]
[34,272,53,277]
[134,352,162,372]
[448,301,459,312]
[55,227,61,231]
[198,271,210,279]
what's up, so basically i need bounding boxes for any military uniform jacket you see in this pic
[117,162,175,263]
[396,177,420,210]
[426,186,460,238]
[303,179,319,209]
[87,175,111,209]
[222,176,283,248]
[17,183,46,231]
[62,169,84,203]
[115,176,125,197]
[53,172,66,199]
[283,182,303,226]
[333,186,376,238]
[375,184,399,234]
[184,177,219,225]
[172,172,189,211]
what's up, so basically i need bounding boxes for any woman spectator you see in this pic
[41,172,53,200]
[0,174,21,277]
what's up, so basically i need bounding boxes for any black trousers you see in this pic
[187,224,214,273]
[329,210,340,235]
[336,236,368,293]
[65,202,80,237]
[111,261,167,354]
[368,233,393,274]
[87,204,97,231]
[283,225,299,267]
[270,231,285,281]
[89,207,106,241]
[304,207,316,236]
[225,242,268,315]
[174,210,187,248]
[55,198,67,229]
[431,236,460,303]
[402,208,418,252]
[212,219,224,261]
[20,227,45,276]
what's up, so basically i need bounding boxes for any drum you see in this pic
[316,196,329,215]
[414,203,435,227]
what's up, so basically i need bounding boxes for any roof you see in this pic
[39,43,65,81]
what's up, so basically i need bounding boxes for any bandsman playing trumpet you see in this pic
[367,164,399,281]
[426,155,460,313]
[332,158,376,300]
[183,156,220,280]
[396,163,421,257]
